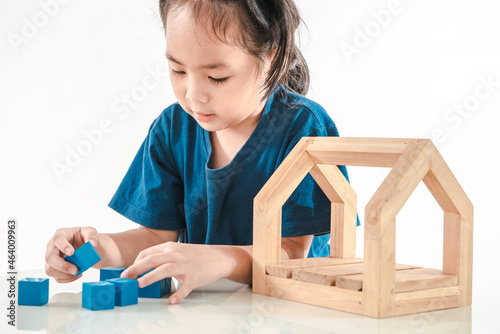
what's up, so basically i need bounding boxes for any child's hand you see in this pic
[45,227,99,283]
[121,242,233,304]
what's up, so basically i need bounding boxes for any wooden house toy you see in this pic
[252,137,472,318]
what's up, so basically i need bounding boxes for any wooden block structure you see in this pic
[18,278,49,306]
[252,137,473,318]
[65,241,101,276]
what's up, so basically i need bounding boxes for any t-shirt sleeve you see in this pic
[108,117,186,230]
[281,107,353,237]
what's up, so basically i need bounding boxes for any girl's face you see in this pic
[165,6,269,133]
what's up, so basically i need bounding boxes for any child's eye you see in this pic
[170,68,185,76]
[209,77,228,85]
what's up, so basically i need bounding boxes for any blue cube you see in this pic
[138,270,171,298]
[82,282,115,311]
[106,278,139,306]
[65,241,101,276]
[18,278,49,306]
[100,267,127,281]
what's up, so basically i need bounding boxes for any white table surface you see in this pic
[1,268,496,333]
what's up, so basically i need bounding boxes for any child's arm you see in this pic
[44,226,179,283]
[120,235,313,304]
[215,235,313,284]
[96,227,180,268]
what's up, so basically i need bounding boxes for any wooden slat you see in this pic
[336,268,458,292]
[252,210,282,294]
[305,137,412,167]
[309,163,357,258]
[365,140,432,240]
[394,285,460,316]
[254,138,315,223]
[362,221,396,318]
[266,257,363,278]
[292,263,364,286]
[331,202,357,258]
[395,295,460,317]
[457,213,473,306]
[423,147,473,223]
[265,275,364,315]
[443,212,460,276]
[308,164,356,206]
[292,263,420,286]
[395,285,459,301]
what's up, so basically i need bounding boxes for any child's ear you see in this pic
[267,47,277,62]
[263,47,277,74]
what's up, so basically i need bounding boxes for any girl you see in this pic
[45,0,352,304]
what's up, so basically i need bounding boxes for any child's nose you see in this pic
[186,79,209,104]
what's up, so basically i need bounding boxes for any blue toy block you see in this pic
[82,281,115,311]
[100,267,127,281]
[18,278,49,306]
[65,241,101,276]
[138,270,171,298]
[106,278,139,306]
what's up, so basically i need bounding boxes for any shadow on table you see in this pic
[16,281,471,334]
[237,291,472,334]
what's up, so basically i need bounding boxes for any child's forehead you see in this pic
[165,3,243,51]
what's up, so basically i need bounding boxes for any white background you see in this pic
[1,0,499,330]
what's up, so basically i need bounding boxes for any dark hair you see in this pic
[159,0,310,101]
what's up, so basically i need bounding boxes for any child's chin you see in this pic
[195,121,220,132]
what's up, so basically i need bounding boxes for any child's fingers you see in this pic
[121,257,156,280]
[45,265,80,282]
[168,281,193,304]
[134,243,174,263]
[80,227,99,248]
[45,247,79,275]
[49,266,82,283]
[122,251,175,280]
[136,263,180,288]
[54,276,81,284]
[45,260,78,279]
[52,232,75,256]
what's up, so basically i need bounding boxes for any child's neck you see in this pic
[209,111,262,169]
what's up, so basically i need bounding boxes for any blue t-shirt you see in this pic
[108,86,353,257]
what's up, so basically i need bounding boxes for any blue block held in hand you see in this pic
[18,278,49,306]
[65,241,101,276]
[82,281,115,311]
[106,278,139,306]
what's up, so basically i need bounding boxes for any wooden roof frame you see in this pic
[252,137,473,318]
